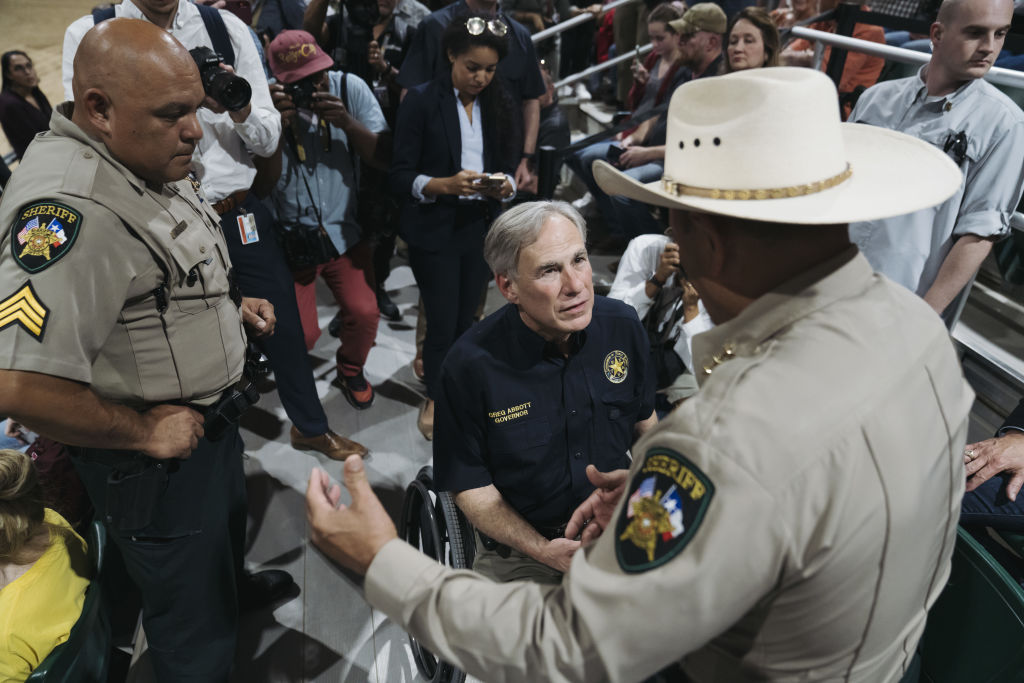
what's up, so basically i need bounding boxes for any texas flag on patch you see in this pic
[17,217,39,244]
[46,219,67,245]
[659,485,685,540]
[626,476,656,518]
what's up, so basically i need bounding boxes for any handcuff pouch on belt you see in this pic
[203,342,269,441]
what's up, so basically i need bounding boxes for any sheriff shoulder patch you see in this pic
[10,201,82,273]
[0,281,50,341]
[616,447,714,573]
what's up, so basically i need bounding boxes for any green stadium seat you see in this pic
[25,521,111,683]
[917,526,1024,683]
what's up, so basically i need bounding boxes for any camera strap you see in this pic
[92,4,235,67]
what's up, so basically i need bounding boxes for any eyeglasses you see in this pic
[465,16,508,37]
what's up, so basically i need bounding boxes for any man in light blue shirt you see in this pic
[267,30,389,412]
[849,0,1024,325]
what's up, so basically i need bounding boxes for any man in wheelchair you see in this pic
[432,200,658,584]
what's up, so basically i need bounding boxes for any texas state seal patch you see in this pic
[10,201,82,273]
[616,447,714,573]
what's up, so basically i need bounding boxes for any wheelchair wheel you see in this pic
[438,491,475,570]
[399,466,467,683]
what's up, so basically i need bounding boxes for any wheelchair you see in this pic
[399,465,476,683]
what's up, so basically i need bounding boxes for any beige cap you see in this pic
[669,2,728,35]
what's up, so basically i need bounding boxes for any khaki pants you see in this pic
[472,533,563,585]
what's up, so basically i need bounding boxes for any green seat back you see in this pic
[25,521,110,683]
[918,527,1024,683]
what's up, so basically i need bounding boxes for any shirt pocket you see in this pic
[167,217,218,314]
[919,127,979,170]
[601,394,642,452]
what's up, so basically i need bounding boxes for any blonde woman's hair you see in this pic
[0,449,50,564]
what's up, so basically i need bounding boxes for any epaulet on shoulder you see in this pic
[58,142,100,197]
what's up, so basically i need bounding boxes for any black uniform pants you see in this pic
[71,427,246,683]
[220,195,329,436]
[407,203,491,399]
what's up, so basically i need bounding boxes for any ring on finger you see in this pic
[964,448,976,459]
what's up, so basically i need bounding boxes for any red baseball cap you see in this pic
[268,30,334,83]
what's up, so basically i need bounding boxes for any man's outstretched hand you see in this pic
[565,466,630,545]
[306,456,398,575]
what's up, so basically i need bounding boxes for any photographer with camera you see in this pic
[304,0,430,322]
[267,30,389,411]
[64,1,370,464]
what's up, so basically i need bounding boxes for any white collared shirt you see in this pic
[61,0,282,202]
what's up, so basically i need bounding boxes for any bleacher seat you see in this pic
[26,521,111,683]
[916,526,1024,683]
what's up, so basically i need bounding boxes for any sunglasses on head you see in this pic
[465,16,508,37]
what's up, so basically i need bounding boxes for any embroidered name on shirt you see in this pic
[489,402,532,424]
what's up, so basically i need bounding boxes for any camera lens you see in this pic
[208,71,252,112]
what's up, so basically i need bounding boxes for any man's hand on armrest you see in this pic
[965,431,1024,501]
[455,485,580,573]
[306,457,398,575]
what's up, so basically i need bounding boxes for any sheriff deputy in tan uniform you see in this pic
[305,68,975,682]
[0,20,278,682]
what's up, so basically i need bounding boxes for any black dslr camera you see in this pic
[189,46,252,112]
[284,76,318,110]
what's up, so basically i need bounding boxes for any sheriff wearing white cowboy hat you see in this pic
[301,67,974,682]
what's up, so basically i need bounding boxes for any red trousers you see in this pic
[292,240,379,378]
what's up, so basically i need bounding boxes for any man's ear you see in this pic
[688,212,727,278]
[930,20,943,47]
[81,88,113,137]
[496,273,518,304]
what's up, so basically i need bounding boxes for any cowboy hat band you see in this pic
[593,67,962,225]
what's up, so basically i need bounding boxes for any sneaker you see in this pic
[339,371,374,409]
[574,82,592,100]
[376,289,401,322]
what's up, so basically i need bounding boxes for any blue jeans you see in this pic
[960,475,1024,531]
[567,140,663,238]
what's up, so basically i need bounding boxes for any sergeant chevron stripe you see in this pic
[0,281,49,340]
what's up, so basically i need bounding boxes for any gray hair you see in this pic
[484,201,588,280]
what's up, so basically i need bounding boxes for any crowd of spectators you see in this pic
[5,0,1024,676]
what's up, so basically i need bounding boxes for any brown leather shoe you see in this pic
[290,426,368,460]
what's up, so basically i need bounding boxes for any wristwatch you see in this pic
[648,273,665,288]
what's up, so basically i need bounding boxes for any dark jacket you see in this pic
[389,75,517,250]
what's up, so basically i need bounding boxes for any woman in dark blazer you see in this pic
[391,14,518,439]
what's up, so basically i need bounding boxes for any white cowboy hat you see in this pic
[593,67,962,225]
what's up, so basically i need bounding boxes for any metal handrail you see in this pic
[789,26,1024,90]
[532,0,639,43]
[553,43,652,88]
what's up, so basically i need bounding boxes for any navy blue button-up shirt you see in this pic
[434,296,656,526]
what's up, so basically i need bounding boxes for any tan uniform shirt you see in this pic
[365,249,974,682]
[0,104,245,408]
